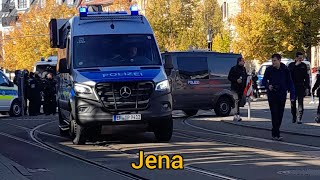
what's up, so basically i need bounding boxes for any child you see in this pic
[312,69,320,123]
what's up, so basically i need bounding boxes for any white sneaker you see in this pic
[233,115,242,122]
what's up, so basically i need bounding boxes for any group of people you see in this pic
[228,52,320,141]
[13,69,57,116]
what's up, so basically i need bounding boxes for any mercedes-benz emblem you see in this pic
[119,86,132,98]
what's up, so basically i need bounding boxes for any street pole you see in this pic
[207,28,212,51]
[247,96,251,120]
[17,70,25,117]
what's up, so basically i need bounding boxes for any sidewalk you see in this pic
[0,153,30,180]
[222,97,320,137]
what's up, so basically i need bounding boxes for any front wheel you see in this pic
[153,118,173,142]
[214,97,232,117]
[9,99,22,117]
[70,115,87,145]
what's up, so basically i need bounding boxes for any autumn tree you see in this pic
[146,0,223,51]
[2,0,77,71]
[212,29,232,53]
[107,0,131,11]
[233,0,320,62]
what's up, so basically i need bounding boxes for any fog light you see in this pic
[78,106,88,113]
[162,103,171,111]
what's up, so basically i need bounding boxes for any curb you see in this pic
[221,119,320,138]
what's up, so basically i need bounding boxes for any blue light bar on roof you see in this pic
[79,7,88,17]
[130,5,139,16]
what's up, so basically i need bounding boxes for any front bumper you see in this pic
[73,93,172,126]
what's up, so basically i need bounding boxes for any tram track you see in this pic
[1,118,244,180]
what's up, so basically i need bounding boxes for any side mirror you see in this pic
[58,58,69,73]
[164,55,174,70]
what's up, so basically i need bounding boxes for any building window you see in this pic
[222,2,228,20]
[17,0,27,9]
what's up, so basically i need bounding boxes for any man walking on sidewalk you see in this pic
[228,57,247,121]
[262,53,295,141]
[288,52,310,124]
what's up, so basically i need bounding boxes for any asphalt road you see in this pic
[1,98,320,180]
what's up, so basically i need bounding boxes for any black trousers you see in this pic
[268,98,286,137]
[236,93,243,115]
[28,98,41,116]
[291,96,304,120]
[44,96,56,115]
[317,97,320,116]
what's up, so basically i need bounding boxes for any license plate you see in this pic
[113,114,141,122]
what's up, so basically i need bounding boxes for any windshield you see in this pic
[73,34,161,68]
[36,65,57,76]
[258,65,270,76]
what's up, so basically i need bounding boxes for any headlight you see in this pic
[74,83,93,94]
[155,80,170,91]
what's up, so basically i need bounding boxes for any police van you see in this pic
[163,50,243,117]
[0,70,21,116]
[50,6,172,144]
[33,56,58,78]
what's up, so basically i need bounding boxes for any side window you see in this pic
[210,57,237,77]
[0,73,9,86]
[177,57,209,80]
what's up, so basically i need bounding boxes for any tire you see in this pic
[70,115,87,145]
[58,104,69,137]
[183,110,198,117]
[59,128,69,137]
[9,99,22,117]
[214,97,232,117]
[153,118,173,142]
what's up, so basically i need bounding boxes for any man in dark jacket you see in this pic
[27,72,42,116]
[34,72,42,115]
[312,69,320,123]
[288,52,310,124]
[252,69,259,98]
[262,53,295,141]
[228,57,247,121]
[43,73,57,115]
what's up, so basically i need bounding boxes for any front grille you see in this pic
[95,81,154,111]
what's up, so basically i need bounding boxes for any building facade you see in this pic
[217,0,240,37]
[0,0,36,62]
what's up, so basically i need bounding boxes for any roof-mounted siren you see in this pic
[79,6,88,17]
[130,4,139,16]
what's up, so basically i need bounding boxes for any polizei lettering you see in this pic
[102,72,143,78]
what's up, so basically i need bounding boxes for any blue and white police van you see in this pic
[0,70,21,116]
[49,6,173,144]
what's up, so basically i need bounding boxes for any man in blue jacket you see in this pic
[262,53,295,141]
